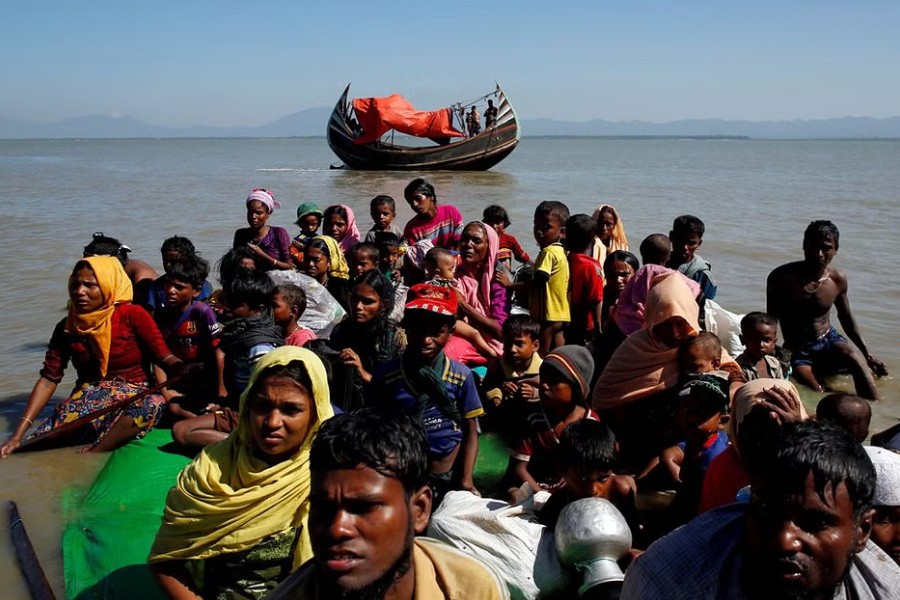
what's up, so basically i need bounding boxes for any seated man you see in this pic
[767,220,887,399]
[267,409,509,600]
[622,420,900,600]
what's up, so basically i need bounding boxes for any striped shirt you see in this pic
[403,204,464,250]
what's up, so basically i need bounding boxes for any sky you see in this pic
[2,0,899,127]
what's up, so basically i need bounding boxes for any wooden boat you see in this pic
[327,84,521,171]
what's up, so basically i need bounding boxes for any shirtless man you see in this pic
[767,220,886,400]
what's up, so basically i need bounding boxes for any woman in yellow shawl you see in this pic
[0,257,181,456]
[591,272,744,470]
[590,204,629,265]
[149,345,334,599]
[301,235,350,309]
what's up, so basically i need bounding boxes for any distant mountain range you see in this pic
[2,109,899,139]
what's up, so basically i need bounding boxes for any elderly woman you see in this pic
[590,204,629,265]
[232,188,292,271]
[149,346,334,599]
[0,257,181,456]
[326,270,406,411]
[445,221,508,364]
[592,273,743,469]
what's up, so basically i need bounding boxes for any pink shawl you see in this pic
[336,204,361,253]
[454,222,499,315]
[613,264,701,336]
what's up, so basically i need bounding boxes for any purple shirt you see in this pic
[232,226,291,270]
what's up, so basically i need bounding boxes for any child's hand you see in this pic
[519,379,539,401]
[501,381,519,399]
[494,270,513,288]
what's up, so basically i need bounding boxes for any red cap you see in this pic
[405,283,458,316]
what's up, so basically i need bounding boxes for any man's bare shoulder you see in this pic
[768,260,805,282]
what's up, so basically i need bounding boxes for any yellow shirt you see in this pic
[530,242,570,323]
[267,537,510,600]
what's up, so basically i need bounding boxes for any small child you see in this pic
[482,314,543,411]
[538,419,637,534]
[658,375,731,527]
[639,233,672,267]
[678,331,724,376]
[290,202,323,268]
[667,215,717,301]
[499,201,570,355]
[151,255,225,420]
[146,235,214,311]
[423,247,498,359]
[816,392,871,443]
[483,204,531,268]
[564,214,605,347]
[402,178,464,251]
[735,311,790,380]
[367,284,484,502]
[373,232,407,323]
[348,242,380,279]
[172,269,283,448]
[504,346,598,497]
[364,194,404,242]
[273,283,316,348]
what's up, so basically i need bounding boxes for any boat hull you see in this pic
[327,85,520,171]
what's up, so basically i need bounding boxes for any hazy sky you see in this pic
[3,1,898,127]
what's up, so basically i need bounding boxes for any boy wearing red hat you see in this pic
[367,283,484,505]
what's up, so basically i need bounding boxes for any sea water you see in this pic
[0,137,898,597]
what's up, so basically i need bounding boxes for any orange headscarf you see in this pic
[65,256,133,377]
[593,272,735,410]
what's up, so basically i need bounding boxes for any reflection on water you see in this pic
[0,137,897,594]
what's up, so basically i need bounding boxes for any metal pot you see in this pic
[555,497,632,596]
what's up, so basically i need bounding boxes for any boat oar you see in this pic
[7,501,57,600]
[18,376,181,453]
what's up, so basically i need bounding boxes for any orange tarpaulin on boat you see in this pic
[352,94,465,144]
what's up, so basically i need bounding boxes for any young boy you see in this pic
[373,232,408,322]
[364,194,403,242]
[667,215,717,301]
[172,269,283,448]
[504,346,597,499]
[816,392,871,443]
[290,202,323,268]
[499,201,570,355]
[366,284,483,502]
[483,204,531,267]
[482,314,543,411]
[564,214,605,347]
[273,283,316,347]
[348,242,380,279]
[152,255,225,420]
[735,311,790,380]
[538,419,637,534]
[145,235,213,311]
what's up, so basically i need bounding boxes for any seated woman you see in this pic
[322,203,361,253]
[301,236,350,309]
[232,188,292,271]
[592,273,744,471]
[149,346,334,599]
[326,270,406,411]
[445,221,508,365]
[0,257,181,456]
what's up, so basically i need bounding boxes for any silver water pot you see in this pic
[555,497,631,596]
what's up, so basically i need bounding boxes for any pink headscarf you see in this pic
[613,264,701,336]
[246,188,281,212]
[455,221,499,315]
[332,204,361,253]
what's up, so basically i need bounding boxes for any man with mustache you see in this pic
[268,409,508,600]
[622,420,900,599]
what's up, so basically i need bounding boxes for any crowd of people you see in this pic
[2,177,898,599]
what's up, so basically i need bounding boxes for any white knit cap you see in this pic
[865,446,900,506]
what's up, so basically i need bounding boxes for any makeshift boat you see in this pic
[327,84,521,171]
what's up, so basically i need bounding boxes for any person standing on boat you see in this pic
[767,220,887,399]
[232,188,293,271]
[467,106,481,136]
[484,99,499,128]
[0,257,183,456]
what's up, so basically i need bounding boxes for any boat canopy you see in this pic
[352,94,465,144]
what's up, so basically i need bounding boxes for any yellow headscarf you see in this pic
[314,234,349,280]
[65,256,133,377]
[149,346,334,568]
[590,204,629,265]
